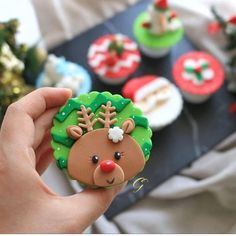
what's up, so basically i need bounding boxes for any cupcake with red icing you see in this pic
[87,34,141,85]
[122,75,183,130]
[173,51,225,104]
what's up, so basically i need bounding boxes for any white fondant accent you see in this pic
[89,54,106,67]
[96,67,107,76]
[96,54,140,76]
[42,54,84,95]
[183,58,214,86]
[109,54,140,72]
[56,76,83,91]
[108,127,124,143]
[202,69,214,80]
[135,83,183,131]
[88,34,139,60]
[115,34,125,41]
[88,39,110,57]
[169,19,182,31]
[134,77,170,102]
[147,4,181,35]
[123,42,138,51]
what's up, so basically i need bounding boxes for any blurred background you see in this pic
[1,0,236,233]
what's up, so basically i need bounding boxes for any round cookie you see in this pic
[133,0,184,58]
[36,54,92,96]
[51,91,152,187]
[87,34,141,85]
[122,75,183,130]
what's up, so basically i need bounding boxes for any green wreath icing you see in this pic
[51,91,153,169]
[133,12,184,48]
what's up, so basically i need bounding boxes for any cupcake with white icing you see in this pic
[36,54,92,96]
[122,75,183,130]
[87,34,141,85]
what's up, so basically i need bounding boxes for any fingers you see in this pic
[0,88,71,151]
[36,148,54,175]
[8,87,72,120]
[33,107,59,150]
[61,183,126,232]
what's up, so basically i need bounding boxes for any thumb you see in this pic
[62,183,126,232]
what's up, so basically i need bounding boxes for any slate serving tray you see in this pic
[35,0,236,219]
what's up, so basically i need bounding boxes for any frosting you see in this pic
[122,76,183,130]
[142,0,181,35]
[123,76,172,113]
[182,59,214,85]
[38,54,91,96]
[88,34,141,79]
[108,127,124,143]
[173,51,224,96]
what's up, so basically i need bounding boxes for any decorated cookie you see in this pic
[51,91,152,187]
[173,51,225,104]
[36,54,92,96]
[87,34,141,85]
[122,75,183,130]
[133,0,184,58]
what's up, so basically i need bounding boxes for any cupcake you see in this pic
[133,0,184,58]
[36,54,92,96]
[51,91,152,187]
[173,51,225,104]
[122,75,183,130]
[87,34,141,85]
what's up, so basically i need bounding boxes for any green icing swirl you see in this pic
[57,158,68,169]
[142,142,152,160]
[130,115,149,129]
[56,93,131,122]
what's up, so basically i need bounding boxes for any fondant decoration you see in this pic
[122,75,183,130]
[173,51,225,103]
[133,0,184,58]
[87,34,141,84]
[183,59,214,85]
[108,127,124,143]
[142,0,181,35]
[36,54,91,96]
[51,91,152,187]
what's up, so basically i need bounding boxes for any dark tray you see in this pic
[42,0,236,219]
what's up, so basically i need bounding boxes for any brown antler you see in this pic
[77,105,97,132]
[98,101,117,128]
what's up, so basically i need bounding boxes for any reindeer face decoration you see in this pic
[66,101,145,187]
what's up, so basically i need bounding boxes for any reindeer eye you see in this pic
[91,155,99,164]
[114,152,122,160]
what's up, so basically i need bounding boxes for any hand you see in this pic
[0,88,123,233]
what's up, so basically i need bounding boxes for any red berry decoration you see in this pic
[155,0,168,10]
[100,160,116,173]
[106,53,118,67]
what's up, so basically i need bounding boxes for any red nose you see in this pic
[100,160,116,173]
